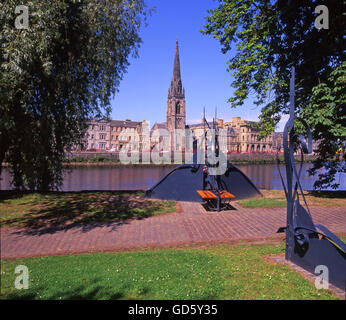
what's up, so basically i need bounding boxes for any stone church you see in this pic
[150,40,281,154]
[166,40,186,133]
[151,40,186,151]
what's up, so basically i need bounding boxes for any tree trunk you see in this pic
[0,134,10,182]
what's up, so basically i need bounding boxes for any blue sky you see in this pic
[111,0,286,131]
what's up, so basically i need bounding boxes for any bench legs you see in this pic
[217,195,221,212]
[203,196,222,212]
[197,190,235,212]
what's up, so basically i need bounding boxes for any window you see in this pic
[175,101,180,114]
[99,134,106,140]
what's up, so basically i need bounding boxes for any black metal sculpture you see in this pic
[277,67,346,292]
[146,110,262,205]
[146,160,261,202]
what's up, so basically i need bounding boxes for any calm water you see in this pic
[0,164,345,191]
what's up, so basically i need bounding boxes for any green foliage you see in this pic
[202,0,345,188]
[302,62,346,189]
[91,155,107,162]
[68,156,87,163]
[0,0,148,191]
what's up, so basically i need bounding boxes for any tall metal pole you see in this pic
[285,66,295,260]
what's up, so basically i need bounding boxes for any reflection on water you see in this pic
[62,166,174,191]
[0,164,345,191]
[236,164,343,190]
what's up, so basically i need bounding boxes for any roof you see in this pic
[151,122,168,131]
[109,120,141,128]
[187,123,205,128]
[227,126,237,134]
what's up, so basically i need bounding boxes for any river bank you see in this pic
[64,153,318,165]
[1,153,317,167]
[3,162,344,192]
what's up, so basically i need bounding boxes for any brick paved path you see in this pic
[1,202,345,259]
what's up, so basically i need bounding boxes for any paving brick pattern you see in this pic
[1,202,345,259]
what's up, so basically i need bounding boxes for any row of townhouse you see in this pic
[187,117,281,153]
[80,116,284,153]
[82,119,149,151]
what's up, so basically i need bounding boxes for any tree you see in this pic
[201,0,345,189]
[0,0,148,191]
[302,61,346,189]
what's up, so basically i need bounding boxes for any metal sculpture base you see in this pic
[277,66,346,293]
[146,161,261,202]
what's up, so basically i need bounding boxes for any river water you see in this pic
[1,164,344,191]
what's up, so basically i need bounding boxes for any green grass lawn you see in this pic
[238,198,287,208]
[237,190,346,208]
[0,191,176,229]
[0,242,341,300]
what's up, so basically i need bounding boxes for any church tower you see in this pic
[167,40,186,134]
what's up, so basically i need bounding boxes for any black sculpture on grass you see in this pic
[146,110,261,206]
[277,67,346,292]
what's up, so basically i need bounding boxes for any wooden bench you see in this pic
[196,190,236,211]
[196,190,218,199]
[218,190,236,200]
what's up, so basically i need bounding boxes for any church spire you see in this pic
[169,39,184,98]
[173,39,181,81]
[167,39,186,136]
